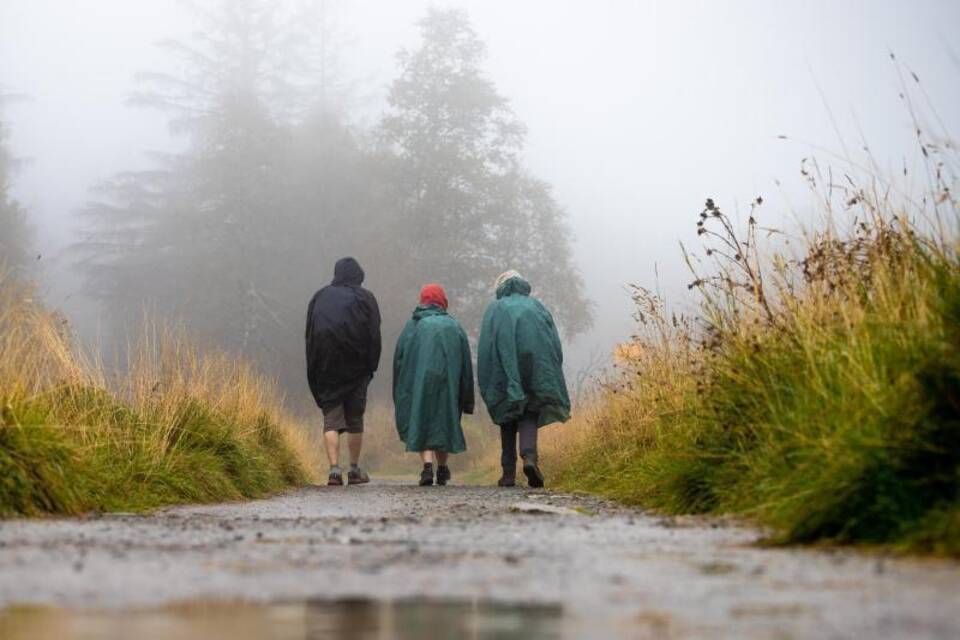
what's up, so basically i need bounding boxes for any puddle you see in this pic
[0,598,566,640]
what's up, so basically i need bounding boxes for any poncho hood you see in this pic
[496,276,532,299]
[332,257,364,287]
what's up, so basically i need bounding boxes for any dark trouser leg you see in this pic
[518,413,539,458]
[519,413,543,488]
[500,423,518,471]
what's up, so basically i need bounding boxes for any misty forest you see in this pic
[1,1,959,637]
[66,3,589,401]
[0,99,31,280]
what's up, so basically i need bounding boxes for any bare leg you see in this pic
[347,433,363,466]
[436,451,449,466]
[418,450,435,485]
[323,430,340,467]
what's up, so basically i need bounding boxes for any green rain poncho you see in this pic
[478,276,571,428]
[393,305,475,453]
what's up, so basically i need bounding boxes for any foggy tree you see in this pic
[76,3,592,407]
[76,0,364,393]
[0,98,32,279]
[373,8,591,338]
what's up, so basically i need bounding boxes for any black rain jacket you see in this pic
[305,257,382,408]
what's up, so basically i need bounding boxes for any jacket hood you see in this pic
[412,304,448,321]
[495,276,532,299]
[332,257,364,286]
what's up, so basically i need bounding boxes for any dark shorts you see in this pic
[322,378,370,434]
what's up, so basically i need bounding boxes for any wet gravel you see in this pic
[0,482,958,638]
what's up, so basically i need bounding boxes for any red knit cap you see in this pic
[419,283,448,310]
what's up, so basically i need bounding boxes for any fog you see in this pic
[2,0,959,403]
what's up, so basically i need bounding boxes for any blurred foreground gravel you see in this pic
[0,482,958,639]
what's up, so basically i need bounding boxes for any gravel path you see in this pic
[0,482,958,639]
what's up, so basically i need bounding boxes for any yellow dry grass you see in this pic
[0,271,319,515]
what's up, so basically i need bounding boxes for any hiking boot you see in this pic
[436,465,451,486]
[419,464,434,486]
[498,467,516,487]
[522,454,544,488]
[347,467,370,485]
[327,469,344,486]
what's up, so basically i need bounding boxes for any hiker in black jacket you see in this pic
[305,257,382,486]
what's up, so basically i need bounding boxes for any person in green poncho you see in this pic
[393,284,475,486]
[478,270,571,488]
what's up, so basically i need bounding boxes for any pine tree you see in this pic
[374,8,591,337]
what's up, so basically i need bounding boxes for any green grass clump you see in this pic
[705,249,959,547]
[0,414,84,515]
[546,155,960,554]
[0,276,318,517]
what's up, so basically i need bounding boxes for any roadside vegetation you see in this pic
[547,87,959,555]
[0,274,318,516]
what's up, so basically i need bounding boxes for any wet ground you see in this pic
[0,482,958,639]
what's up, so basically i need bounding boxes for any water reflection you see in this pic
[0,598,565,640]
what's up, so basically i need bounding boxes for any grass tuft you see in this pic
[546,110,960,554]
[0,275,318,516]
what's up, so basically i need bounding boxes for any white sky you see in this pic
[2,0,959,367]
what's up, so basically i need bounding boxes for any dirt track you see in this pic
[0,482,958,639]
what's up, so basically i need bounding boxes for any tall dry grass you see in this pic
[0,274,319,516]
[546,75,960,553]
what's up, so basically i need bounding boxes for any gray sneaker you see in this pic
[347,467,370,485]
[327,469,344,486]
